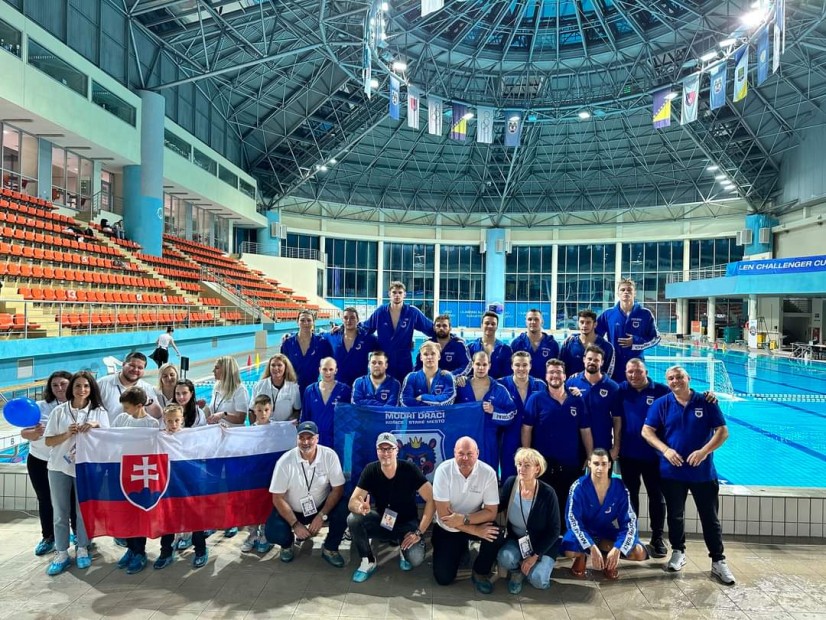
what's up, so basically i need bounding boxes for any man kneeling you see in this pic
[347,432,435,583]
[561,448,648,580]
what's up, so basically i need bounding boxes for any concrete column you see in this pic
[123,90,165,255]
[256,210,282,255]
[708,297,716,342]
[184,201,193,240]
[37,138,52,202]
[319,236,327,298]
[744,213,778,257]
[550,244,559,330]
[91,160,102,214]
[484,229,506,313]
[676,298,688,336]
[433,243,441,315]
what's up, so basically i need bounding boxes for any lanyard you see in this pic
[270,382,283,406]
[518,480,537,530]
[300,462,316,493]
[212,390,227,412]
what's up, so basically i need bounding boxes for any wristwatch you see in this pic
[463,514,470,526]
[321,512,328,522]
[414,528,423,537]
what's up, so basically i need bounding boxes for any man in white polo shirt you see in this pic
[97,351,162,424]
[265,421,348,567]
[432,436,502,591]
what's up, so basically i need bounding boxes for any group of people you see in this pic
[20,276,735,590]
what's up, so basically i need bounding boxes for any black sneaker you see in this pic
[649,538,668,558]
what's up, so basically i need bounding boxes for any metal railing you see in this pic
[665,265,728,284]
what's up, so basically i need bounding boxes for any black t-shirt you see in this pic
[356,460,428,524]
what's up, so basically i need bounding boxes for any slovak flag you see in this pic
[76,424,296,538]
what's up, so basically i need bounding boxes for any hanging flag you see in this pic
[652,88,672,129]
[756,26,769,86]
[450,103,468,141]
[389,76,400,120]
[772,24,781,73]
[709,62,727,110]
[408,86,420,130]
[421,0,444,17]
[428,96,443,136]
[733,47,749,102]
[477,106,495,144]
[681,74,699,125]
[363,45,372,99]
[504,111,522,148]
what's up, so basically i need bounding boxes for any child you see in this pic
[44,370,109,576]
[113,387,159,575]
[155,404,209,570]
[170,380,206,551]
[241,395,275,554]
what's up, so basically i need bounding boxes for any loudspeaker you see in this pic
[180,356,190,372]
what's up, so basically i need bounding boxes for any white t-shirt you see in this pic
[251,379,301,422]
[45,402,110,476]
[28,400,63,461]
[269,446,345,513]
[112,413,160,429]
[156,333,174,350]
[97,374,156,424]
[209,384,250,427]
[154,388,175,409]
[432,458,499,532]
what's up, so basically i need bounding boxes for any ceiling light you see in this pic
[369,78,379,89]
[392,61,407,71]
[462,112,474,120]
[714,174,727,180]
[318,165,328,172]
[706,165,719,171]
[664,91,678,101]
[329,158,338,164]
[742,9,767,28]
[577,110,591,120]
[700,51,718,62]
[381,2,389,10]
[722,181,734,187]
[719,38,737,47]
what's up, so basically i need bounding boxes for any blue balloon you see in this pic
[3,397,41,428]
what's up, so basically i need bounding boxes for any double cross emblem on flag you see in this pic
[120,454,170,511]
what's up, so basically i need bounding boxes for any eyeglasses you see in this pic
[377,446,397,453]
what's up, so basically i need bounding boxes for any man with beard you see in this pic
[97,352,163,424]
[560,309,615,377]
[511,309,560,381]
[565,345,621,457]
[415,314,472,378]
[522,359,592,530]
[467,311,512,379]
[324,307,380,388]
[351,351,401,406]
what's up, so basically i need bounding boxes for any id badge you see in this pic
[300,495,318,517]
[518,535,533,559]
[380,508,398,531]
[64,446,77,465]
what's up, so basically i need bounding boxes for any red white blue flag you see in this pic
[76,424,295,538]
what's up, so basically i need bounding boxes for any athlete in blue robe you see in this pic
[281,334,334,397]
[561,474,640,557]
[565,372,621,453]
[510,333,560,380]
[361,304,434,382]
[324,331,380,388]
[414,335,472,377]
[400,370,456,407]
[455,378,516,472]
[596,303,660,382]
[499,375,546,480]
[300,381,351,448]
[467,339,513,379]
[351,375,401,407]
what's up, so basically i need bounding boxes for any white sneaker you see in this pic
[667,549,687,572]
[240,534,256,553]
[711,560,736,585]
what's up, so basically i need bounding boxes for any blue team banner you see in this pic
[709,62,727,110]
[756,26,769,86]
[334,403,485,486]
[726,255,826,276]
[389,76,400,120]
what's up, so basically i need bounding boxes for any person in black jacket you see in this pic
[476,448,560,594]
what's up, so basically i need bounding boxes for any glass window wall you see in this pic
[504,245,553,328]
[623,241,683,333]
[383,242,435,317]
[557,244,617,329]
[440,245,485,326]
[326,238,378,308]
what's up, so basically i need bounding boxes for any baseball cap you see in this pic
[376,432,397,447]
[296,421,319,436]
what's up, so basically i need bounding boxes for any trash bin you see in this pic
[723,326,739,344]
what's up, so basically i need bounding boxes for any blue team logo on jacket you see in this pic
[695,408,704,418]
[599,389,608,397]
[570,407,577,417]
[380,392,388,401]
[646,396,655,405]
[445,352,454,362]
[120,454,170,512]
[631,319,641,329]
[542,349,549,357]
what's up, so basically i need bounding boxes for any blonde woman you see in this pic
[154,363,179,408]
[204,356,249,427]
[251,354,301,422]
